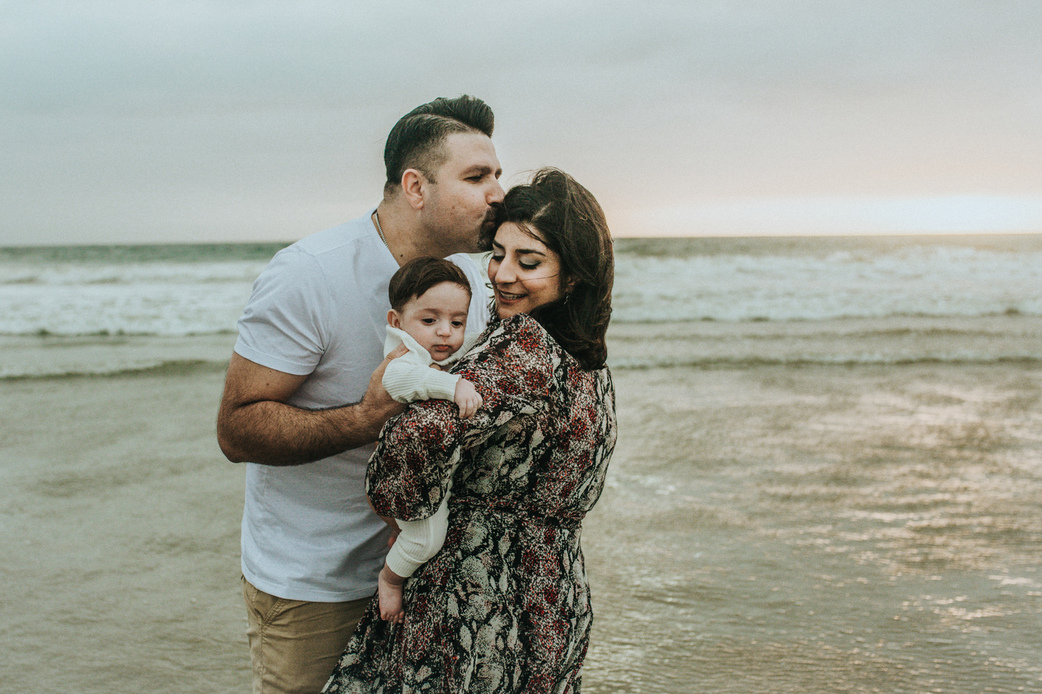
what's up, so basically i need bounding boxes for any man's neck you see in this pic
[374,201,452,267]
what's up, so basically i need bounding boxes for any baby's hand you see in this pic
[453,379,482,418]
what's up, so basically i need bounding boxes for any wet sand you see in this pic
[584,361,1042,693]
[1,359,1040,692]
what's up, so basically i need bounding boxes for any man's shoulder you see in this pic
[446,253,491,332]
[251,209,390,300]
[282,211,378,260]
[445,252,481,275]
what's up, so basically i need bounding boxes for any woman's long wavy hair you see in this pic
[488,168,614,371]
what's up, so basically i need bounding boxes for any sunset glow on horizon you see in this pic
[616,195,1042,238]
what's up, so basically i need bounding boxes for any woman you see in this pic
[323,168,617,693]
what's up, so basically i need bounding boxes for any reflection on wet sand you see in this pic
[583,363,1042,693]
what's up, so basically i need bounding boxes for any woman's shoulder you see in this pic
[458,315,561,394]
[497,313,554,346]
[480,314,571,365]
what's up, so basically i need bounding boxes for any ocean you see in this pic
[2,235,1041,692]
[3,234,1041,376]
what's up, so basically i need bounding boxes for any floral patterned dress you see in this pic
[323,314,617,694]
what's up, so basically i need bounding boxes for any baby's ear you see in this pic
[387,309,402,328]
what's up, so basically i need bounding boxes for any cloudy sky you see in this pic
[3,0,1041,245]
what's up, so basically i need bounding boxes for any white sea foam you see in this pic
[1,237,1040,338]
[0,278,256,336]
[0,258,267,336]
[611,244,1042,323]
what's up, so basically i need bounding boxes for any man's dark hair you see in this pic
[388,257,472,312]
[383,95,495,196]
[492,168,614,371]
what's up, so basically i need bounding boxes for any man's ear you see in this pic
[401,169,427,210]
[387,309,402,328]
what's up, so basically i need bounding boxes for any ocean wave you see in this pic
[4,313,1036,337]
[0,282,251,336]
[10,351,1039,380]
[609,354,1042,370]
[4,236,1040,336]
[0,263,267,287]
[0,325,238,335]
[0,358,229,381]
[605,314,1042,370]
[611,241,1042,323]
[611,307,1040,324]
[0,332,236,380]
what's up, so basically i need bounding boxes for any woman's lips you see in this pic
[496,289,524,301]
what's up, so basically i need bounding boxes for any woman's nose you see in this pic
[494,260,517,283]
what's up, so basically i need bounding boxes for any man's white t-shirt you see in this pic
[233,211,490,602]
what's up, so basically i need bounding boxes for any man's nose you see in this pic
[488,179,505,205]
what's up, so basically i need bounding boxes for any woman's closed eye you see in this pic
[492,254,539,270]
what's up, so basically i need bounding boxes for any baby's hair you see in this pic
[388,257,472,312]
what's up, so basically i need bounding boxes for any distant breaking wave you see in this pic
[610,307,1039,325]
[609,354,1042,371]
[5,350,1041,382]
[610,244,1042,324]
[2,236,1041,335]
[0,358,229,381]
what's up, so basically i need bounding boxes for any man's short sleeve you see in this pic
[234,249,329,376]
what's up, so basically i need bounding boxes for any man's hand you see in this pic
[357,345,408,431]
[216,347,408,466]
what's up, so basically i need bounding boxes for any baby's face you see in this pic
[392,281,470,360]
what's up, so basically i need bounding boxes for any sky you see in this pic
[2,0,1042,245]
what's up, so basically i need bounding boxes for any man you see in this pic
[216,95,504,694]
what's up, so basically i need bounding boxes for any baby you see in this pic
[377,256,483,622]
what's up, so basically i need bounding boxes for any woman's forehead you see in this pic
[494,222,550,252]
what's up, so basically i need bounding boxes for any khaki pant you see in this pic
[242,577,371,694]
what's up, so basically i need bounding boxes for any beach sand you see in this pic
[2,353,1040,692]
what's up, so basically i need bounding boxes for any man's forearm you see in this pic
[218,398,390,466]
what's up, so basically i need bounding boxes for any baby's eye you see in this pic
[421,318,436,324]
[452,321,464,328]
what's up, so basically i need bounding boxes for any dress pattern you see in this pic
[323,314,617,694]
